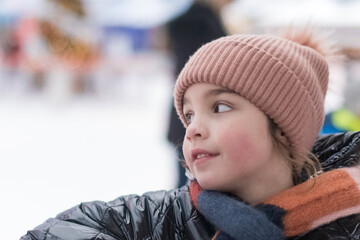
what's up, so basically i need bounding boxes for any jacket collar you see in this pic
[313,131,360,171]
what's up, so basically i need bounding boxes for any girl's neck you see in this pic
[234,157,294,205]
[244,177,294,206]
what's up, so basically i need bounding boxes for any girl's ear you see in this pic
[276,129,290,148]
[268,118,290,150]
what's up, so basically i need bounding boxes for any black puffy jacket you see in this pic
[21,132,360,240]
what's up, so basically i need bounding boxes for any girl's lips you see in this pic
[191,149,218,165]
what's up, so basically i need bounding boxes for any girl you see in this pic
[22,31,360,240]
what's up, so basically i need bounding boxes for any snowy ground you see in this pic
[0,71,177,238]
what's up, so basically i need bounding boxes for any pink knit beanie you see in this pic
[174,33,329,151]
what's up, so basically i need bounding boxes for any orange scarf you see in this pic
[190,166,360,239]
[263,166,360,237]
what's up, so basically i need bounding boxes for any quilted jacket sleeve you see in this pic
[20,186,214,240]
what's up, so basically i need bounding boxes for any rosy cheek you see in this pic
[218,128,256,162]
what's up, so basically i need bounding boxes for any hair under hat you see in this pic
[174,31,330,151]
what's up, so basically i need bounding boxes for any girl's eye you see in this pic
[214,103,231,113]
[184,112,194,124]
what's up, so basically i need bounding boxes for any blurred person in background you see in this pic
[21,29,360,240]
[0,25,24,93]
[322,80,360,133]
[0,27,22,74]
[17,0,100,95]
[166,0,232,188]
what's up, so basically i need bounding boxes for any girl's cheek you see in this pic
[182,141,193,169]
[219,129,257,161]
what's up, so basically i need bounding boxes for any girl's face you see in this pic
[182,83,292,202]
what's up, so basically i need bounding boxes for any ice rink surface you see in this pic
[0,72,177,238]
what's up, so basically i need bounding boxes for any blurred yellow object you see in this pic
[332,108,360,132]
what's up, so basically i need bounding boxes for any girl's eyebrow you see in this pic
[183,87,236,105]
[205,88,236,97]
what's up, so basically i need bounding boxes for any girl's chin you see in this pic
[197,180,222,191]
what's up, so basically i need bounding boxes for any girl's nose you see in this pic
[185,118,208,141]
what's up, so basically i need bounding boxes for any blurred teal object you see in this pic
[321,108,360,134]
[321,112,344,134]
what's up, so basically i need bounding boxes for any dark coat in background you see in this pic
[21,132,360,239]
[166,2,227,146]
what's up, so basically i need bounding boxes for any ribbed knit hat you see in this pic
[174,33,329,151]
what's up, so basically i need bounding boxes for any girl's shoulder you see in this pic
[21,185,215,240]
[313,131,360,171]
[289,131,360,239]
